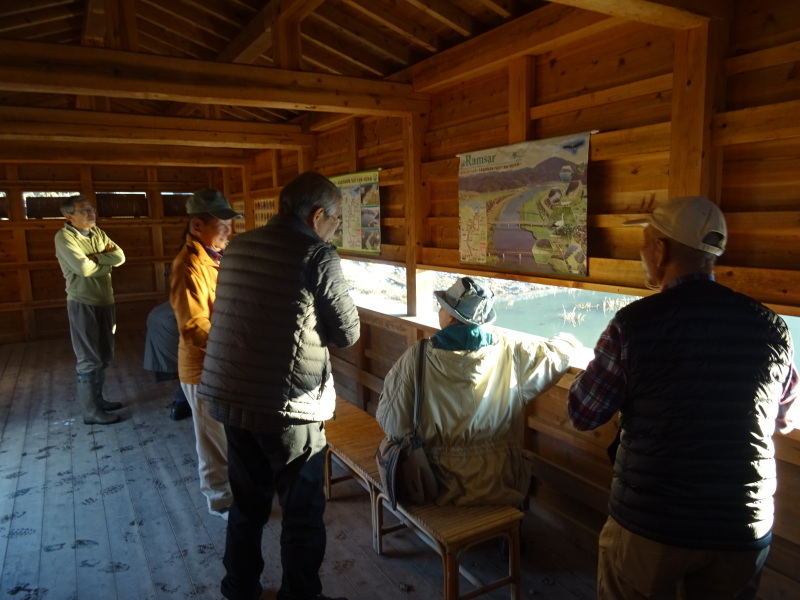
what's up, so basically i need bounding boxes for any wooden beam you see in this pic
[0,5,82,35]
[0,141,252,166]
[404,0,476,37]
[473,0,513,19]
[118,0,138,52]
[712,100,800,147]
[0,120,314,150]
[0,106,313,149]
[311,4,411,66]
[544,0,732,29]
[409,5,622,93]
[726,40,800,76]
[217,1,277,64]
[81,0,106,46]
[167,0,325,115]
[404,112,427,316]
[346,118,361,173]
[340,0,440,53]
[530,73,673,120]
[278,0,327,22]
[274,17,302,70]
[508,55,534,144]
[0,40,429,117]
[300,20,392,76]
[668,20,728,199]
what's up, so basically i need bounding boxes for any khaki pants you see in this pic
[597,516,769,600]
[180,382,232,515]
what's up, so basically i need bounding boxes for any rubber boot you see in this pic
[77,372,120,425]
[95,368,122,411]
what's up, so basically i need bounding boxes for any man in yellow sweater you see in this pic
[54,195,126,425]
[170,189,239,519]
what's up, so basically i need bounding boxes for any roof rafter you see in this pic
[310,5,411,66]
[474,0,514,19]
[0,40,429,117]
[544,0,733,29]
[0,141,252,166]
[0,105,314,149]
[405,0,477,37]
[408,4,623,92]
[81,0,105,46]
[339,0,441,53]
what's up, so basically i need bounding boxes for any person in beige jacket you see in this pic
[169,189,240,519]
[377,277,580,506]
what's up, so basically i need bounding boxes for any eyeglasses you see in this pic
[73,206,97,215]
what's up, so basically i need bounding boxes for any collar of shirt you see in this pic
[202,245,223,266]
[66,222,92,237]
[663,272,714,291]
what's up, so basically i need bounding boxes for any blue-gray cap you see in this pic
[186,189,241,220]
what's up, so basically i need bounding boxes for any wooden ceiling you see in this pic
[0,0,731,163]
[0,0,549,121]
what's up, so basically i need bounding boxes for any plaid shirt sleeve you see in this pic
[777,362,800,434]
[567,316,627,431]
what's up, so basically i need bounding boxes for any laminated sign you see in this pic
[458,133,590,276]
[329,169,381,255]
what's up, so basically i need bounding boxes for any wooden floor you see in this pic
[0,332,597,600]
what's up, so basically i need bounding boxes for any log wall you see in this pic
[0,165,215,343]
[323,2,800,598]
[0,1,798,597]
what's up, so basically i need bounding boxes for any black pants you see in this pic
[221,422,327,600]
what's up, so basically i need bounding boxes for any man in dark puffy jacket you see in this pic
[568,196,799,599]
[199,172,360,600]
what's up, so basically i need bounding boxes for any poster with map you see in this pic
[458,133,590,276]
[329,170,381,255]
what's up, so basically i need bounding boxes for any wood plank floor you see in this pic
[0,332,597,600]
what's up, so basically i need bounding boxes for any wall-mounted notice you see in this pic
[329,169,381,255]
[458,133,590,276]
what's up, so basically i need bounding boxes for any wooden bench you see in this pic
[324,398,524,600]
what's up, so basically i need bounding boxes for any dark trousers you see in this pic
[221,422,328,600]
[67,300,115,374]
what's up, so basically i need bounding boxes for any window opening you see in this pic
[23,191,80,219]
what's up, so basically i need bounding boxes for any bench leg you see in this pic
[324,447,333,500]
[509,526,521,600]
[373,491,384,554]
[443,548,458,600]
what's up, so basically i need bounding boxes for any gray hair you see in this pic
[60,194,88,216]
[279,172,341,220]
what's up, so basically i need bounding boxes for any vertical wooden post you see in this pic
[79,166,95,203]
[403,111,428,320]
[242,163,255,231]
[347,118,361,174]
[274,19,302,71]
[668,19,728,201]
[271,150,280,188]
[353,327,370,411]
[147,168,165,296]
[298,146,314,173]
[508,55,535,145]
[7,166,35,340]
[6,165,25,221]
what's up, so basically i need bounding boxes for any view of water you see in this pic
[342,260,800,370]
[492,288,635,348]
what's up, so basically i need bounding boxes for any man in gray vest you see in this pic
[568,196,798,599]
[199,172,359,600]
[55,194,126,425]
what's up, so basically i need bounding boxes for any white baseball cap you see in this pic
[623,196,727,256]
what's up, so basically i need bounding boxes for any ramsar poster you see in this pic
[458,133,590,276]
[329,170,380,254]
